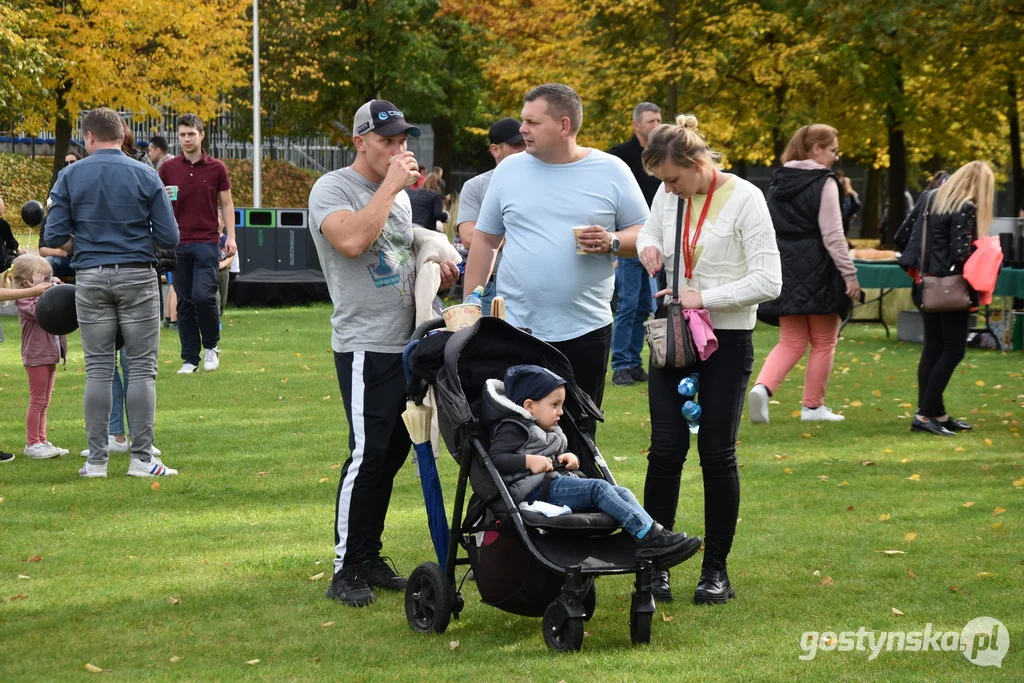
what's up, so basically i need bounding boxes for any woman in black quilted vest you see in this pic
[895,161,994,436]
[749,125,862,424]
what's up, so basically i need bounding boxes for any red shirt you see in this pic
[159,152,231,243]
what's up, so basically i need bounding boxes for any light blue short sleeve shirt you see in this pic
[475,150,649,341]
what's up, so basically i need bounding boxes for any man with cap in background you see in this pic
[456,117,526,314]
[607,102,662,386]
[308,99,459,608]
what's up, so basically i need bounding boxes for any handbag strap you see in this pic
[671,196,684,300]
[918,195,931,276]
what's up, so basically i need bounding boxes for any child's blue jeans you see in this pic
[528,475,653,538]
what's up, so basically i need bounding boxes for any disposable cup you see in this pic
[572,226,588,254]
[166,185,179,201]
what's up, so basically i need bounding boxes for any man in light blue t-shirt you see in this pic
[464,83,649,432]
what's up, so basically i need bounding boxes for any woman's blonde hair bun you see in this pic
[676,114,698,130]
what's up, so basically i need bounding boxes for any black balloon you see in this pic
[35,284,79,335]
[21,200,44,227]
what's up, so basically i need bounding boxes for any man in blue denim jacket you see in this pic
[45,107,180,479]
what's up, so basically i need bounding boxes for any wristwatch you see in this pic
[609,235,621,254]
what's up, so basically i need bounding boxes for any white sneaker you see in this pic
[177,363,199,374]
[127,456,178,477]
[79,462,108,478]
[203,348,220,371]
[24,443,63,459]
[151,445,162,456]
[801,405,845,422]
[748,384,770,424]
[81,435,132,457]
[46,440,70,456]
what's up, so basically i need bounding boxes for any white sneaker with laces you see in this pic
[25,443,62,459]
[177,363,199,374]
[79,462,108,478]
[81,435,133,457]
[748,384,770,424]
[801,405,845,422]
[45,442,70,456]
[127,456,178,477]
[203,348,220,371]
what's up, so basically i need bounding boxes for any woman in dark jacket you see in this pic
[408,173,449,231]
[895,161,994,436]
[749,125,862,424]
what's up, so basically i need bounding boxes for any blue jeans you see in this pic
[109,350,128,436]
[611,256,653,371]
[533,475,653,538]
[45,255,76,279]
[173,242,221,365]
[480,280,497,317]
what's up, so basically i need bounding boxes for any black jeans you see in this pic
[173,242,221,365]
[917,310,970,418]
[549,323,612,439]
[643,329,753,538]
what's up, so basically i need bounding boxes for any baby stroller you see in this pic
[401,316,666,652]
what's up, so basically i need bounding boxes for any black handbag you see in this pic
[643,197,697,369]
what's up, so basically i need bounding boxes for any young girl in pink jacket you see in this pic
[4,255,68,459]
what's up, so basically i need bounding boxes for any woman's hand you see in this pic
[846,279,862,302]
[640,246,663,276]
[653,288,703,309]
[558,453,580,471]
[23,281,53,297]
[525,454,554,474]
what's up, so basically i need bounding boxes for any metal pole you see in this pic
[252,0,262,208]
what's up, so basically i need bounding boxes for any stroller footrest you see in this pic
[520,509,619,533]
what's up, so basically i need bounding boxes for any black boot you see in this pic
[694,535,735,605]
[652,569,672,602]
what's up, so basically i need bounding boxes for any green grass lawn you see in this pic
[1,306,1020,680]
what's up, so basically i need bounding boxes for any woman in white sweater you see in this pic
[636,114,782,605]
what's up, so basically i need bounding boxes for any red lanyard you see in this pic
[682,169,717,280]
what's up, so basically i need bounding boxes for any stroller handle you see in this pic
[411,318,447,343]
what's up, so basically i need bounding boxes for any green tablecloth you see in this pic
[854,262,1024,298]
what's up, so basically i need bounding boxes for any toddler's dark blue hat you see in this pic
[504,364,566,406]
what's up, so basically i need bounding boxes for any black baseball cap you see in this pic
[353,100,420,138]
[488,117,524,145]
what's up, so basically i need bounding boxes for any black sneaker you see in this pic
[0,451,14,463]
[636,523,703,569]
[363,556,408,591]
[629,367,649,383]
[612,369,635,386]
[325,565,376,607]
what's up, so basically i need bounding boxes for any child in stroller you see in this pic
[486,364,701,569]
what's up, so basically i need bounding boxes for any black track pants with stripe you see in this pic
[332,350,411,574]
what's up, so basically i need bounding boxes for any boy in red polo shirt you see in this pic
[159,114,236,374]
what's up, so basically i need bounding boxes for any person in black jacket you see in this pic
[895,161,994,436]
[750,124,861,424]
[0,195,27,271]
[408,173,448,231]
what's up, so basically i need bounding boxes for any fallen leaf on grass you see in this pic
[0,497,4,504]
[318,478,329,483]
[905,533,918,542]
[257,472,267,476]
[992,522,1003,530]
[330,464,342,470]
[850,401,863,407]
[1013,478,1024,489]
[950,584,960,592]
[847,506,855,511]
[449,641,460,651]
[308,573,325,581]
[321,621,334,627]
[900,458,910,464]
[18,575,30,580]
[884,448,894,454]
[246,659,261,665]
[24,555,42,563]
[821,576,834,586]
[812,570,821,577]
[977,572,996,578]
[879,513,892,521]
[613,456,627,462]
[906,568,917,579]
[7,594,27,601]
[993,507,1006,516]
[773,454,788,460]
[907,474,921,481]
[783,467,793,474]
[984,439,993,446]
[980,464,990,471]
[817,475,829,481]
[85,663,103,673]
[839,481,850,486]
[955,446,966,453]
[872,389,882,398]
[790,410,801,418]
[151,482,160,490]
[963,501,975,508]
[662,613,674,622]
[861,461,874,466]
[170,656,182,662]
[892,608,904,616]
[169,597,181,604]
[769,399,780,405]
[802,433,812,438]
[975,380,985,387]
[878,550,906,555]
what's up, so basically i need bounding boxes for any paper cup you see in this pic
[166,185,179,201]
[572,226,588,254]
[442,303,482,331]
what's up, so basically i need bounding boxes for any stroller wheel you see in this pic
[582,581,596,622]
[629,609,652,645]
[542,601,584,652]
[405,562,453,634]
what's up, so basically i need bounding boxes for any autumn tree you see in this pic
[6,0,250,188]
[0,2,50,120]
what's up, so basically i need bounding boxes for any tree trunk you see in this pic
[863,166,883,240]
[732,159,748,180]
[432,115,454,192]
[50,80,73,191]
[663,0,677,116]
[1009,74,1023,215]
[883,109,907,248]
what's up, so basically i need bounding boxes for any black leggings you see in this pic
[917,310,970,418]
[643,329,753,538]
